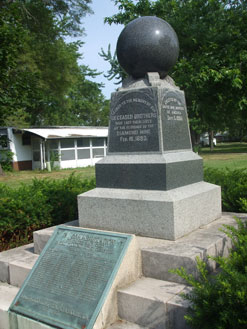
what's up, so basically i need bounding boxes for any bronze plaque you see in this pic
[9,227,132,329]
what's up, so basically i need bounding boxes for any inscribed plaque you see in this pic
[108,88,160,153]
[161,91,191,151]
[9,227,132,329]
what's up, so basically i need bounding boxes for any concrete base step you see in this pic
[0,213,245,329]
[0,282,19,329]
[0,244,39,287]
[107,320,148,329]
[117,277,190,329]
[140,213,238,283]
[31,214,242,286]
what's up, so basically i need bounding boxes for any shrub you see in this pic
[204,168,247,212]
[0,150,14,171]
[0,174,96,250]
[171,218,247,329]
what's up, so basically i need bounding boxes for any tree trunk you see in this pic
[209,130,214,151]
[0,163,4,176]
[190,128,197,147]
[190,128,201,148]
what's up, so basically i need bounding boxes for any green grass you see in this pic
[200,142,247,170]
[200,142,247,154]
[0,166,95,189]
[0,142,246,187]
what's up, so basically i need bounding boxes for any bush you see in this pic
[172,218,247,329]
[0,150,14,171]
[0,174,96,250]
[0,135,13,172]
[204,167,247,212]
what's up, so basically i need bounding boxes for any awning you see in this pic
[20,127,108,139]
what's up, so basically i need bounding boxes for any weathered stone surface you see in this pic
[108,88,159,153]
[9,254,39,287]
[117,277,189,329]
[33,226,56,255]
[96,152,203,191]
[98,77,201,195]
[141,213,239,283]
[118,73,178,92]
[0,244,35,284]
[166,288,191,329]
[9,313,52,329]
[107,321,148,329]
[161,89,191,151]
[78,181,221,240]
[142,244,202,284]
[117,16,179,79]
[0,283,19,329]
[107,84,192,157]
[96,76,200,194]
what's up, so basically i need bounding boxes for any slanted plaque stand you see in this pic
[9,226,140,329]
[78,16,221,240]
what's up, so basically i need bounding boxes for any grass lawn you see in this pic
[0,142,246,188]
[200,142,247,170]
[0,166,95,189]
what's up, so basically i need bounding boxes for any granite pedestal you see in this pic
[78,73,221,240]
[78,182,221,241]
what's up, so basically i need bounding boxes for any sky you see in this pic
[78,0,124,99]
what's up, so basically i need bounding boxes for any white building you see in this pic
[0,126,108,170]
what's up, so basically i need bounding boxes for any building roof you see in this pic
[21,127,108,139]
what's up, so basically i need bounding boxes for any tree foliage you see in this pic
[103,0,247,136]
[99,44,127,83]
[0,0,109,127]
[66,66,110,126]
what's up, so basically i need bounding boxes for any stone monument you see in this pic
[78,16,221,240]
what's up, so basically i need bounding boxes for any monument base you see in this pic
[78,182,221,240]
[96,152,203,191]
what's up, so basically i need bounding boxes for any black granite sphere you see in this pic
[117,16,179,79]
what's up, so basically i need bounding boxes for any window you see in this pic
[61,139,74,149]
[22,132,31,145]
[61,150,75,161]
[33,151,40,161]
[49,140,59,150]
[92,138,104,147]
[77,138,90,147]
[32,138,40,150]
[77,149,90,159]
[93,148,104,158]
[0,129,7,135]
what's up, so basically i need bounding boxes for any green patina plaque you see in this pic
[9,226,132,329]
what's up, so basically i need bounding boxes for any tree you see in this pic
[100,44,127,83]
[64,66,110,126]
[102,0,247,144]
[0,0,93,37]
[0,0,109,127]
[0,3,31,127]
